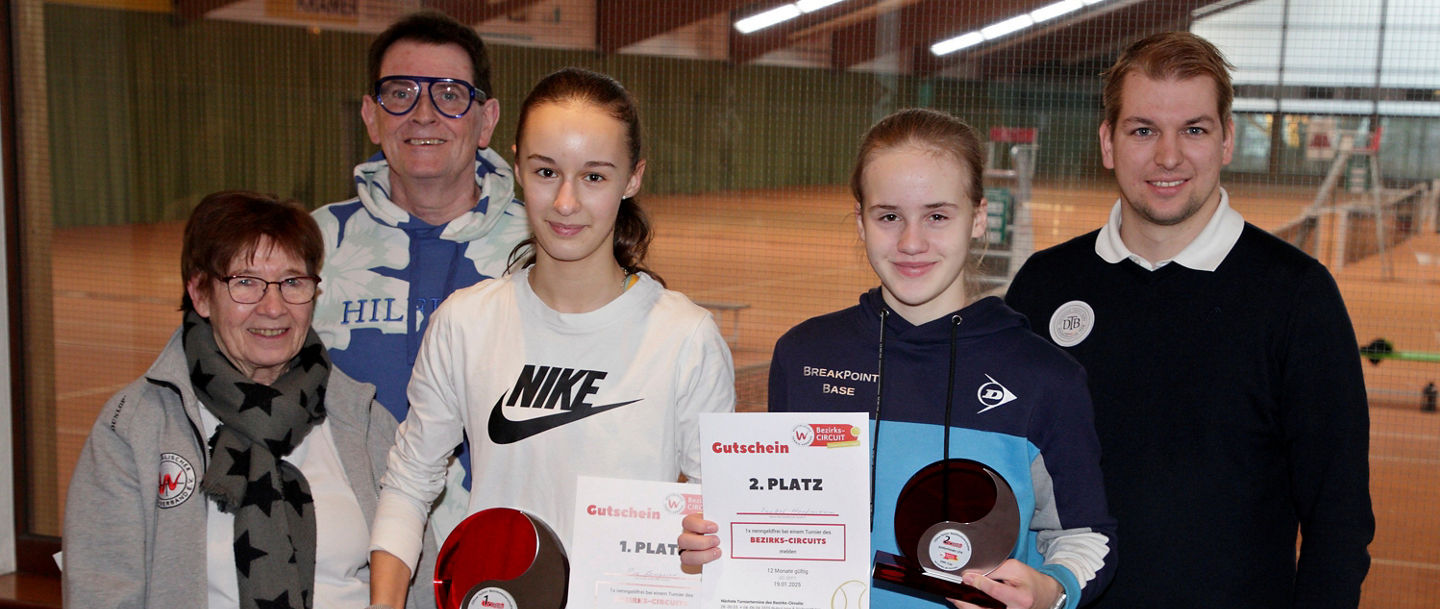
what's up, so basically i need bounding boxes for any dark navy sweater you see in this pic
[1006,224,1374,609]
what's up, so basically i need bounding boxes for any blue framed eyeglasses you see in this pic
[373,75,484,118]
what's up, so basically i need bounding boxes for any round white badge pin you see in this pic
[1048,300,1095,348]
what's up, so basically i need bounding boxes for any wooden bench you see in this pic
[695,301,751,347]
[0,573,61,609]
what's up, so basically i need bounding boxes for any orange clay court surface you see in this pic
[47,179,1440,607]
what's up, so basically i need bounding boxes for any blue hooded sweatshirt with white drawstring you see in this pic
[768,289,1116,609]
[313,148,527,421]
[312,148,528,540]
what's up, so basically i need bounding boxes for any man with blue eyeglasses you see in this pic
[311,9,527,562]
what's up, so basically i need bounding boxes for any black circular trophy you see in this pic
[872,459,1019,609]
[434,507,570,609]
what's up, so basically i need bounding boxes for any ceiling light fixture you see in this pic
[735,5,802,34]
[735,0,848,34]
[1031,0,1085,23]
[930,32,986,56]
[796,0,845,11]
[981,14,1034,39]
[931,0,1110,57]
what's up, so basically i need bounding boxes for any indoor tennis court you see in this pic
[6,1,1439,607]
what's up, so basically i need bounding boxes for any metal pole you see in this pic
[1268,0,1291,177]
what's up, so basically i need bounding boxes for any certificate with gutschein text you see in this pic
[699,412,871,609]
[569,476,705,609]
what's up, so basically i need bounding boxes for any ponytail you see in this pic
[613,196,663,286]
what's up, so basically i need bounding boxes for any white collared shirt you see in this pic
[1094,187,1245,271]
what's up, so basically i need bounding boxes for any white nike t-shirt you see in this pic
[372,268,735,573]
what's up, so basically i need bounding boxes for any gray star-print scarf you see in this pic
[184,310,330,609]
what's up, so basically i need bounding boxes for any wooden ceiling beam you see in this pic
[829,0,1055,69]
[728,0,882,64]
[597,0,752,52]
[421,0,547,26]
[915,0,1210,78]
[172,0,241,22]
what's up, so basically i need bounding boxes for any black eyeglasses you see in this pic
[373,75,484,118]
[221,275,321,305]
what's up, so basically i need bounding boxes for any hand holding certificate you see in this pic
[569,476,705,609]
[698,412,871,609]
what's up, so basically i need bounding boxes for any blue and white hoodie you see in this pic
[312,148,528,422]
[768,290,1116,609]
[312,149,528,543]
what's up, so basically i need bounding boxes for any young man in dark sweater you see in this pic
[1005,32,1373,609]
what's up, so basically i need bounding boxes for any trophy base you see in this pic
[873,551,1003,609]
[435,508,569,609]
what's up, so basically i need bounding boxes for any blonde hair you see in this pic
[850,108,984,211]
[850,108,987,298]
[1102,31,1234,132]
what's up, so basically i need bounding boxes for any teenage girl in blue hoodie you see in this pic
[680,109,1115,609]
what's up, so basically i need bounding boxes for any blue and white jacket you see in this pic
[312,149,527,543]
[768,290,1116,608]
[312,148,528,422]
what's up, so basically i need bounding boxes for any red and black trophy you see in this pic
[872,459,1020,609]
[434,508,570,609]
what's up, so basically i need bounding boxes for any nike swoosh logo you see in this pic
[488,395,642,444]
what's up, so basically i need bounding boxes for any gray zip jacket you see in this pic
[62,326,437,609]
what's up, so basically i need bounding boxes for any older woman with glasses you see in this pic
[62,191,434,609]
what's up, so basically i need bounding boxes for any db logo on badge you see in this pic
[1049,300,1095,347]
[157,452,197,509]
